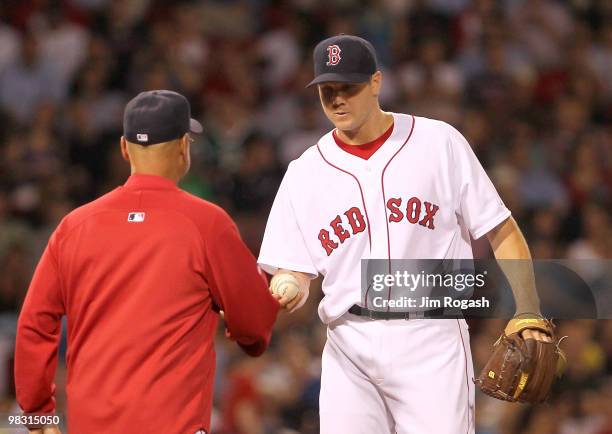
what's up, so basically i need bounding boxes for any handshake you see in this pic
[269,271,310,313]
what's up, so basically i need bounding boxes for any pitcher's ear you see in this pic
[371,71,382,97]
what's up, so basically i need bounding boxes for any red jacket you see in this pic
[15,174,279,433]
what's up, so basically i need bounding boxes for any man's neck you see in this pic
[336,110,394,146]
[130,167,180,184]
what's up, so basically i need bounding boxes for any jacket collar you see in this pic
[123,174,178,190]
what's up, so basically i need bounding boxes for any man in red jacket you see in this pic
[15,90,279,434]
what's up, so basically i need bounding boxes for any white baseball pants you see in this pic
[319,314,475,434]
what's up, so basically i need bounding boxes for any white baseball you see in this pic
[270,273,300,300]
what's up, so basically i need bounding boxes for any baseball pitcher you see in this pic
[259,35,562,434]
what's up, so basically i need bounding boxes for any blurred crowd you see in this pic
[0,0,610,433]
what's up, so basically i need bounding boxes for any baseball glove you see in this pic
[475,314,566,403]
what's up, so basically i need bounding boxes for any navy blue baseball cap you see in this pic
[123,90,203,146]
[307,34,379,87]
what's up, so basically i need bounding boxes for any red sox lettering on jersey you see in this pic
[318,198,440,256]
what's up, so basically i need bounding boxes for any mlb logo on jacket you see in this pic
[127,212,145,222]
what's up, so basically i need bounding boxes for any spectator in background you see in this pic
[278,102,327,165]
[228,133,283,213]
[0,32,64,124]
[567,202,611,260]
[0,8,20,72]
[34,4,89,88]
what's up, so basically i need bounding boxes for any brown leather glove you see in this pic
[475,314,566,403]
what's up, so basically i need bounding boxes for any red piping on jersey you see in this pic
[316,145,372,252]
[457,319,472,434]
[380,115,415,310]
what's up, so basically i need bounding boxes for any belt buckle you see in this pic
[367,308,377,320]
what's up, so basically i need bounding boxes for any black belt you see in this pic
[348,304,446,319]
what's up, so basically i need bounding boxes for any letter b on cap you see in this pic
[326,45,341,66]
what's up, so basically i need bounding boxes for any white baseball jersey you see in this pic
[258,113,510,324]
